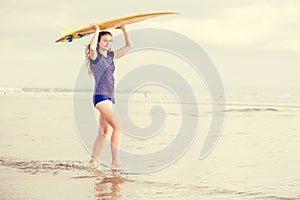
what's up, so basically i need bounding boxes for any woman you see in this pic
[85,23,132,169]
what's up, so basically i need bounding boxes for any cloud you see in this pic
[138,1,300,52]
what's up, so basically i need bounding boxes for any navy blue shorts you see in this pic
[93,95,115,106]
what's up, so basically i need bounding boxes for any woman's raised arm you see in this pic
[89,23,100,60]
[114,25,132,59]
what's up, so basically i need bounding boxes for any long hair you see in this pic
[85,31,112,76]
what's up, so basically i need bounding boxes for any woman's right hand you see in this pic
[90,23,100,32]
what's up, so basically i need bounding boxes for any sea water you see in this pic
[0,88,299,199]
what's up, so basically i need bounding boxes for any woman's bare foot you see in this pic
[89,156,99,168]
[111,160,122,171]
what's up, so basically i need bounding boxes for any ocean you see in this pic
[0,87,299,199]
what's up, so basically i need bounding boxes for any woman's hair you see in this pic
[85,31,113,76]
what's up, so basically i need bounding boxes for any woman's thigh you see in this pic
[95,100,119,130]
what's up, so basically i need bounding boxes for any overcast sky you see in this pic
[1,0,299,94]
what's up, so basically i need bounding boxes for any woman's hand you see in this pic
[90,23,100,32]
[116,25,126,32]
[121,25,126,31]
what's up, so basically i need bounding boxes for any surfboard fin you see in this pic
[61,26,74,35]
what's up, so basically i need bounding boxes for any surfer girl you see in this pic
[85,23,132,169]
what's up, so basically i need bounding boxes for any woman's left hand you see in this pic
[116,25,126,32]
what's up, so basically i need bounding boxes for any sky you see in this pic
[0,0,299,94]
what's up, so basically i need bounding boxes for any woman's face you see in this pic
[99,34,113,51]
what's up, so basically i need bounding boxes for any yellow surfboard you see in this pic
[55,11,180,43]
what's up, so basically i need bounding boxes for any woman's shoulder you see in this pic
[108,50,115,58]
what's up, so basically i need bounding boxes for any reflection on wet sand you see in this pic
[94,171,127,200]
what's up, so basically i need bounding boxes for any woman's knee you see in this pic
[102,126,110,136]
[111,124,121,133]
[99,115,109,136]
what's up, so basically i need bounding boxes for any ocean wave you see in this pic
[0,158,102,173]
[223,108,280,113]
[0,87,74,93]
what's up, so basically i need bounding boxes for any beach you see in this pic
[0,89,300,199]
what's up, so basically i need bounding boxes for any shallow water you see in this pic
[0,91,300,199]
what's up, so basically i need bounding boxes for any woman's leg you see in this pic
[90,110,110,164]
[95,100,122,168]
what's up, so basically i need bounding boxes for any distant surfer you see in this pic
[85,23,132,170]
